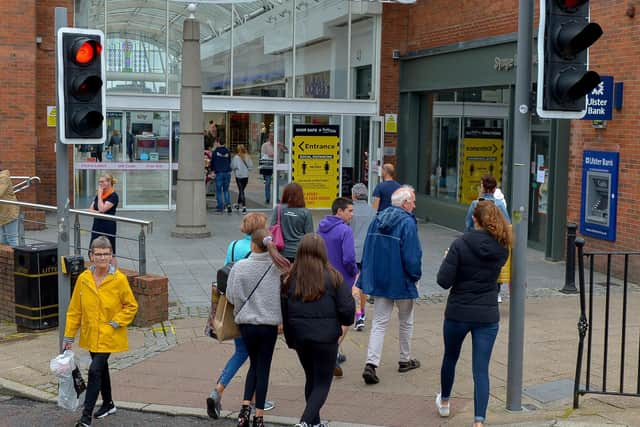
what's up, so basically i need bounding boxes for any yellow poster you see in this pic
[459,128,504,205]
[384,114,397,133]
[292,125,340,209]
[47,106,57,127]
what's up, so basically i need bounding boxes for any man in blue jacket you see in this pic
[317,197,359,377]
[359,186,422,385]
[211,139,232,213]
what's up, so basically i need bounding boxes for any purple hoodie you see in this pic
[317,215,359,286]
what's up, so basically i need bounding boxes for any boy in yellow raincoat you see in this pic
[63,236,138,427]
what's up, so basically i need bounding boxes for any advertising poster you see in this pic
[292,125,340,209]
[459,128,504,205]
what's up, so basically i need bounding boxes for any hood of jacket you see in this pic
[461,230,506,262]
[317,215,346,233]
[375,206,415,234]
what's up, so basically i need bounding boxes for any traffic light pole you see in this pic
[506,0,534,411]
[55,7,71,350]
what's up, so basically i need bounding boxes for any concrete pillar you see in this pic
[172,5,211,238]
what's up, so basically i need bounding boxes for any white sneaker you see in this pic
[436,393,450,417]
[497,293,503,303]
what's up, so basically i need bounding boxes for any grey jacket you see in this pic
[226,252,282,326]
[350,200,377,263]
[270,205,314,259]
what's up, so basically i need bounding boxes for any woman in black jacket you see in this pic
[435,200,512,427]
[281,233,355,427]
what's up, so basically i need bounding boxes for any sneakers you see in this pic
[498,293,503,303]
[242,207,247,214]
[250,400,275,412]
[435,393,450,417]
[398,358,421,372]
[337,351,347,364]
[93,401,116,419]
[206,390,221,419]
[226,205,233,213]
[354,317,365,331]
[75,422,91,427]
[362,363,379,384]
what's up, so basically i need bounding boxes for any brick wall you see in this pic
[0,245,15,322]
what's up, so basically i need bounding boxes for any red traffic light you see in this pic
[556,0,587,11]
[72,39,102,65]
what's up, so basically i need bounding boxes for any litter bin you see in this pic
[14,242,58,330]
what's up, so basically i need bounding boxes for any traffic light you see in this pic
[536,0,603,118]
[57,28,106,144]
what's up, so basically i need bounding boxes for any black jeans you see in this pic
[236,177,248,206]
[82,352,112,420]
[295,341,338,425]
[239,324,278,410]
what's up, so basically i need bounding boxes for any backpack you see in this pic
[216,240,250,294]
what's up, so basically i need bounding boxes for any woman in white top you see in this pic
[231,144,253,213]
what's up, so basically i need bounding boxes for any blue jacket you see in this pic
[211,146,231,173]
[358,206,422,299]
[465,193,510,232]
[317,215,359,286]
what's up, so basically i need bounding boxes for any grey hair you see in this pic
[90,236,112,252]
[351,183,368,200]
[391,185,415,207]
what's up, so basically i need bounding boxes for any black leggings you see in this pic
[240,324,278,410]
[295,341,338,425]
[83,352,112,420]
[236,177,248,206]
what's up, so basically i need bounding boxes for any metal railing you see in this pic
[0,198,152,275]
[573,237,640,408]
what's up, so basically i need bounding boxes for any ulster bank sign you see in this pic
[583,76,613,121]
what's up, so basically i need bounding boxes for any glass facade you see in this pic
[73,0,381,209]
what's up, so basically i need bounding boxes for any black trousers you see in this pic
[295,341,338,425]
[82,352,112,420]
[236,177,248,206]
[240,324,278,410]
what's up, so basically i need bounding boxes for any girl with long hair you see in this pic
[271,182,314,261]
[226,229,290,427]
[231,144,253,213]
[281,233,355,427]
[435,200,512,427]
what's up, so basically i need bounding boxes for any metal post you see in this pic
[506,0,534,412]
[73,213,81,256]
[55,7,70,350]
[561,223,578,293]
[138,226,146,275]
[573,237,587,408]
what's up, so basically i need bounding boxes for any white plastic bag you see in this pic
[50,350,85,411]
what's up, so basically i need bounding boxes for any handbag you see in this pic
[210,263,273,342]
[269,204,285,250]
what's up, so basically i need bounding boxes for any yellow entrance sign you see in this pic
[459,128,504,205]
[292,125,340,209]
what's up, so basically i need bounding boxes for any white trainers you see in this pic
[435,393,450,417]
[497,293,503,303]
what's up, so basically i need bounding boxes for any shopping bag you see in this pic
[269,204,285,250]
[50,350,85,411]
[213,294,241,341]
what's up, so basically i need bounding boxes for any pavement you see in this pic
[2,209,640,426]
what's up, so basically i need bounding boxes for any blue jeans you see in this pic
[0,219,19,246]
[218,337,249,387]
[440,319,499,423]
[215,172,231,210]
[263,174,272,204]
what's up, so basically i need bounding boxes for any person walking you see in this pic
[271,182,314,262]
[359,186,422,385]
[371,163,401,212]
[317,197,358,377]
[281,233,355,427]
[0,169,20,247]
[89,173,119,261]
[231,144,253,214]
[259,129,274,205]
[226,229,290,427]
[435,200,511,427]
[63,236,139,427]
[212,139,232,213]
[350,183,377,331]
[206,213,275,419]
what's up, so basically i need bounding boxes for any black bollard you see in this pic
[561,223,578,294]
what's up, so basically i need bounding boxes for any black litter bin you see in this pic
[14,242,58,330]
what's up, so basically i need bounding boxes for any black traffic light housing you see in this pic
[537,0,603,118]
[57,28,106,144]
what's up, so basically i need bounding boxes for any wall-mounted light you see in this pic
[392,49,400,60]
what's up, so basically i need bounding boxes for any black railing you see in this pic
[573,237,640,408]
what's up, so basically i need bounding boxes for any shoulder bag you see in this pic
[269,204,286,250]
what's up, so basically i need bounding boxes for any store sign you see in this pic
[291,125,340,209]
[459,128,504,205]
[580,150,619,241]
[583,76,613,121]
[384,114,397,133]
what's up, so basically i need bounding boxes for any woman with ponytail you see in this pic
[435,200,511,427]
[225,229,290,427]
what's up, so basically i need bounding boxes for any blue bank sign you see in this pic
[583,76,613,121]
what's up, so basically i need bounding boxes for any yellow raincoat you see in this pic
[64,267,138,353]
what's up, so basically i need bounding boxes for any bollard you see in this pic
[561,223,578,294]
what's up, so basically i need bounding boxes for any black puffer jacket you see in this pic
[437,230,509,323]
[281,271,355,347]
